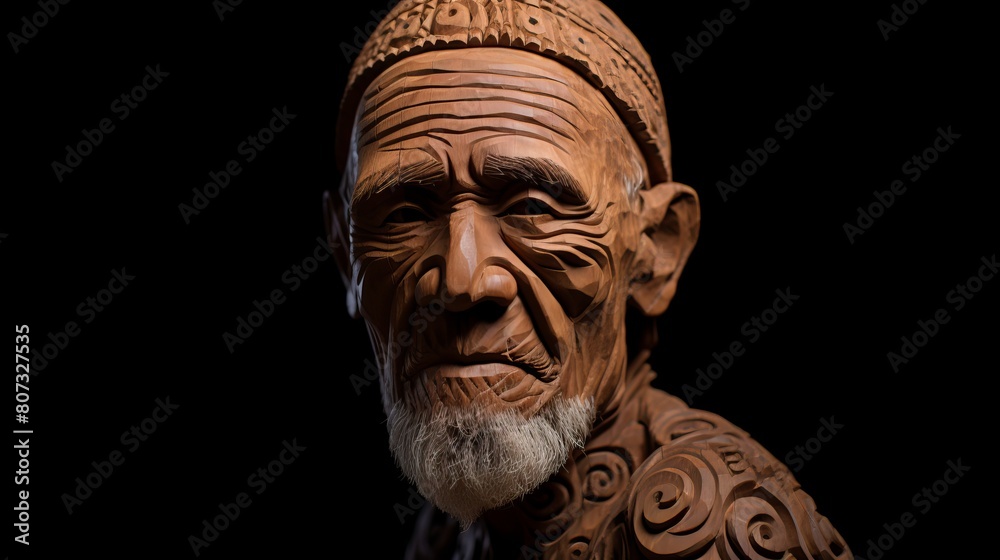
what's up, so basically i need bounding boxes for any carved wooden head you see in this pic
[325,0,700,525]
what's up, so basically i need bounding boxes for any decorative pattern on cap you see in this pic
[336,0,673,184]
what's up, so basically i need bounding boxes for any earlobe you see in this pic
[323,188,360,319]
[629,182,700,317]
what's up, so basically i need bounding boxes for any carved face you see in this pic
[344,49,648,418]
[328,48,698,524]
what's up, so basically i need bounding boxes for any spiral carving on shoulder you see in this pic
[626,443,850,559]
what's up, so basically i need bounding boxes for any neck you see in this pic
[477,353,662,558]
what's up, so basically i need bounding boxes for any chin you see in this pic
[387,391,596,529]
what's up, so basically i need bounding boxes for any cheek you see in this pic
[556,293,631,404]
[350,224,437,349]
[499,207,636,320]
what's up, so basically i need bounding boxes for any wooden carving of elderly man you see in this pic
[325,1,852,558]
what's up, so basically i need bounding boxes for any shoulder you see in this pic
[621,387,853,559]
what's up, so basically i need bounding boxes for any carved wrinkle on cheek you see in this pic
[499,207,618,320]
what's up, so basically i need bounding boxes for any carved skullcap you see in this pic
[336,0,673,184]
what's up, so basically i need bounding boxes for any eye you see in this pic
[500,197,556,218]
[382,205,430,225]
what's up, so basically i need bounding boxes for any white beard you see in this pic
[387,396,596,529]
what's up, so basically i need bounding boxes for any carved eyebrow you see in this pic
[353,157,447,205]
[480,155,588,205]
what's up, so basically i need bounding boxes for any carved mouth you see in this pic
[398,297,563,389]
[428,362,524,378]
[404,350,559,383]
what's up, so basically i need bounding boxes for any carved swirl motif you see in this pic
[579,450,630,503]
[722,487,796,560]
[628,448,727,558]
[647,407,732,451]
[520,472,574,523]
[626,443,852,560]
[566,538,589,557]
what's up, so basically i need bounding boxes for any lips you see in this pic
[404,340,559,383]
[430,363,522,378]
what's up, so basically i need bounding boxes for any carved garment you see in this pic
[405,362,852,559]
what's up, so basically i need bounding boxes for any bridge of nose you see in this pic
[424,203,518,311]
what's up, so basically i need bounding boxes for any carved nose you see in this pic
[415,206,517,311]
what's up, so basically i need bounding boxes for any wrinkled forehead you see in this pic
[346,49,638,185]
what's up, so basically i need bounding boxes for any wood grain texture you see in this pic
[336,0,672,183]
[330,1,853,558]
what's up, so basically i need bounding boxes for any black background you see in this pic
[6,0,991,557]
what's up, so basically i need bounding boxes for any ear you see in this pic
[323,188,360,319]
[629,181,700,316]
